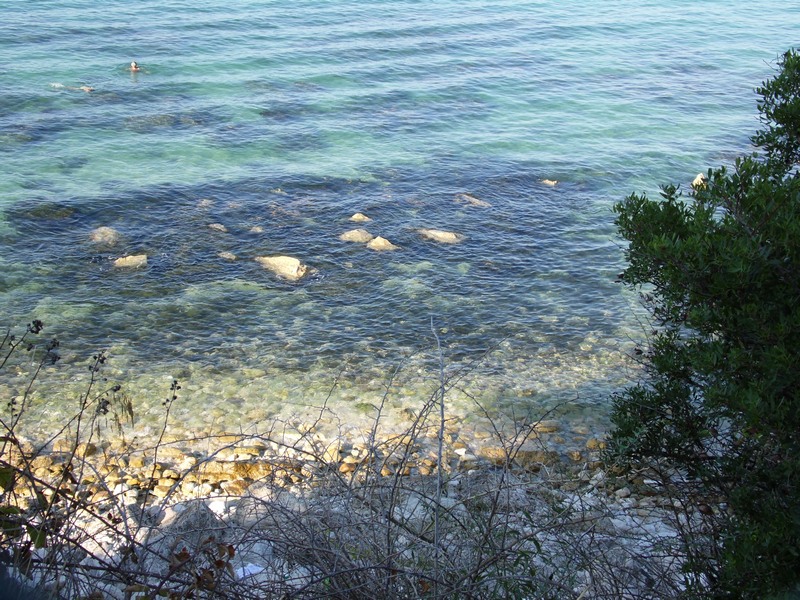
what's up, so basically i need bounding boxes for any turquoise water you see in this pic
[1,1,798,439]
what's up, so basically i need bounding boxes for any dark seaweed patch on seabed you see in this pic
[6,199,84,225]
[0,112,71,149]
[0,125,43,148]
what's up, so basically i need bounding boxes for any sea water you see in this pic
[1,0,798,441]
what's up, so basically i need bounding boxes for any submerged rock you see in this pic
[89,226,122,246]
[208,223,228,233]
[255,256,310,280]
[113,254,147,268]
[534,419,560,433]
[515,450,560,471]
[417,229,465,244]
[218,251,237,261]
[123,113,204,132]
[339,229,374,243]
[21,202,76,220]
[367,236,399,251]
[349,213,372,222]
[455,193,491,208]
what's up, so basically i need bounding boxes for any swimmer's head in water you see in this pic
[130,61,140,71]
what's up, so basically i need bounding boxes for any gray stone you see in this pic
[615,487,632,499]
[159,499,229,551]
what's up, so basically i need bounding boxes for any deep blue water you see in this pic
[0,0,797,438]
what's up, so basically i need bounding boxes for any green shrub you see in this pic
[608,49,800,599]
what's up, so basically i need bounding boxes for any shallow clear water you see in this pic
[1,0,798,440]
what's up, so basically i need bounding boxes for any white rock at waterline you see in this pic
[208,223,228,233]
[692,173,708,189]
[339,229,374,243]
[417,229,465,244]
[367,236,399,251]
[255,256,309,280]
[349,213,372,222]
[541,179,558,186]
[113,254,147,268]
